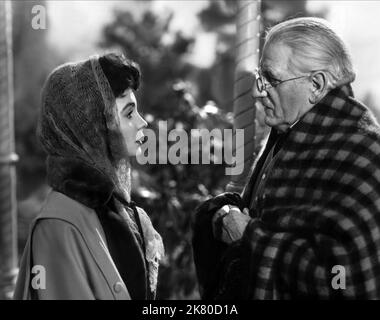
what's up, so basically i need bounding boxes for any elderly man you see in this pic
[193,17,380,299]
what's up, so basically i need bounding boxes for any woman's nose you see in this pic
[138,113,148,129]
[252,80,268,99]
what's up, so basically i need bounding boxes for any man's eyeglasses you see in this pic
[254,68,311,92]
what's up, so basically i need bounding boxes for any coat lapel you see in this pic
[25,191,131,300]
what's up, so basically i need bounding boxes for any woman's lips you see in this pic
[136,135,147,146]
[135,131,147,146]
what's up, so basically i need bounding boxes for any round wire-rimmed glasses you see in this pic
[254,67,312,92]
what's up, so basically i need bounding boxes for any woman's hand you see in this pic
[212,205,251,244]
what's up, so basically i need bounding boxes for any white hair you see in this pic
[264,17,355,87]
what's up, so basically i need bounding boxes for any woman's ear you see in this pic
[309,71,328,105]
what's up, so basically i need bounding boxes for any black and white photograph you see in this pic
[1,0,380,312]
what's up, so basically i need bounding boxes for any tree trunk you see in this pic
[226,0,261,193]
[0,0,18,300]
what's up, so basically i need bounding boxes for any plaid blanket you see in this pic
[193,85,380,299]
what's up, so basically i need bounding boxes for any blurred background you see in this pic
[1,0,380,299]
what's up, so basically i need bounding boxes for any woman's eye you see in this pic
[124,108,134,119]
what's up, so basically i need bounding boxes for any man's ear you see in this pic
[309,71,328,104]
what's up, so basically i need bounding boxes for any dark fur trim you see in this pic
[47,156,115,208]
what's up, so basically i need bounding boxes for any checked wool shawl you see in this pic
[194,85,380,299]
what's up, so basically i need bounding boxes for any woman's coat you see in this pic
[15,191,139,300]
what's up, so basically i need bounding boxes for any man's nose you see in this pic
[251,80,268,99]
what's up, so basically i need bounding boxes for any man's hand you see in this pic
[212,205,251,244]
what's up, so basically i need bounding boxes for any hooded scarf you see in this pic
[193,84,380,299]
[37,55,163,299]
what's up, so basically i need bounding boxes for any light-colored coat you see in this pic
[14,191,131,300]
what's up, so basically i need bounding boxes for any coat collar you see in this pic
[284,84,362,145]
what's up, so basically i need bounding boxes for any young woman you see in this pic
[14,53,164,300]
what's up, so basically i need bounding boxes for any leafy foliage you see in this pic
[100,8,232,299]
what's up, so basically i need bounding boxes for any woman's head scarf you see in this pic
[37,55,131,203]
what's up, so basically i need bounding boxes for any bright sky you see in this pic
[152,0,216,67]
[47,0,380,105]
[308,1,380,104]
[47,0,215,67]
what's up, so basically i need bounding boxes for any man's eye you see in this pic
[268,78,280,86]
[265,74,279,85]
[263,71,280,86]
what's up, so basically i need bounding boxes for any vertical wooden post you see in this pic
[0,0,18,300]
[226,0,261,193]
